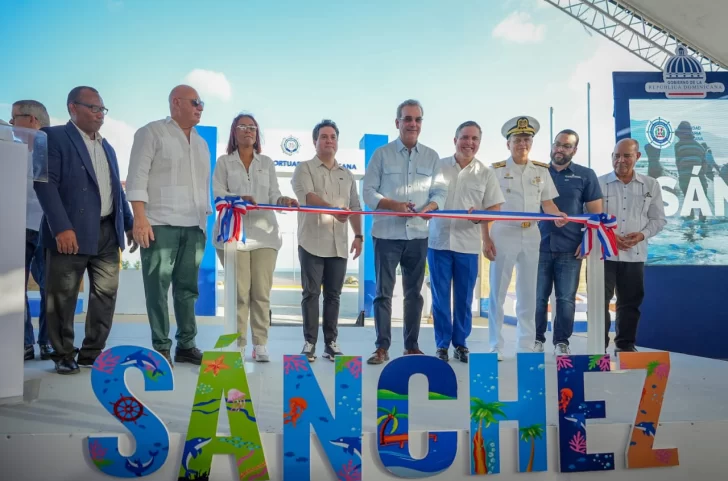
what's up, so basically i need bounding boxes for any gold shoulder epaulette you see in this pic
[492,161,506,168]
[532,161,549,168]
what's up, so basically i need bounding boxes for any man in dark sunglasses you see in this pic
[126,84,211,367]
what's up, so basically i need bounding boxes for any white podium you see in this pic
[0,123,47,404]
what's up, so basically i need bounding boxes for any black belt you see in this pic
[100,214,113,223]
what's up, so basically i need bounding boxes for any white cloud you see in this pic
[183,69,232,102]
[99,116,138,179]
[492,11,546,44]
[534,0,550,9]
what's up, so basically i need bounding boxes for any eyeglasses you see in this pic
[399,116,423,124]
[179,98,205,109]
[74,102,108,115]
[235,125,258,132]
[9,114,31,124]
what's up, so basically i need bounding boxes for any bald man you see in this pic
[126,85,212,366]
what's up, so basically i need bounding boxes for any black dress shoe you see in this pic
[77,356,96,367]
[435,348,449,362]
[55,359,80,375]
[24,345,34,361]
[453,346,469,363]
[175,347,203,365]
[39,345,54,360]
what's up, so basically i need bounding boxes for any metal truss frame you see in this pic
[543,0,727,72]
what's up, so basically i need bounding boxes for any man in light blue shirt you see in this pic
[10,100,54,362]
[362,99,447,364]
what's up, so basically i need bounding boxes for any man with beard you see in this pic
[534,129,602,355]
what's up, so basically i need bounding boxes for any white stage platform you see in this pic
[1,320,727,480]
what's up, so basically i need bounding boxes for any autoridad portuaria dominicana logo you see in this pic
[280,135,300,156]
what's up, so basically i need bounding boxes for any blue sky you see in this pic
[1,0,655,180]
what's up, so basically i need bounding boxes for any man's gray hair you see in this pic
[13,100,50,128]
[396,99,423,119]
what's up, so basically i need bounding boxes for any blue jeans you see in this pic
[535,252,582,346]
[428,248,478,349]
[24,228,48,346]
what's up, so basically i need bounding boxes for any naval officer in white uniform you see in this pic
[488,116,567,360]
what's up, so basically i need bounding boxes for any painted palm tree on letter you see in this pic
[470,399,506,474]
[519,424,545,472]
[377,406,408,445]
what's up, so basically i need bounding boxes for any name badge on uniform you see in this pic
[532,176,542,185]
[504,171,513,179]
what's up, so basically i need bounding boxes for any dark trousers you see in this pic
[140,225,205,351]
[298,246,347,346]
[24,228,48,346]
[373,237,428,351]
[46,218,119,362]
[535,252,583,346]
[604,260,645,349]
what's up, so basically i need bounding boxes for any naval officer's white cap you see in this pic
[501,116,540,139]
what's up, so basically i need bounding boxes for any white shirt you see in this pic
[72,122,113,217]
[125,117,211,233]
[212,152,283,252]
[599,171,666,263]
[291,157,362,258]
[492,157,558,227]
[429,156,505,254]
[26,150,44,230]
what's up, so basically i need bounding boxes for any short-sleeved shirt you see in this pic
[492,157,558,227]
[539,162,602,252]
[428,156,505,254]
[291,156,361,259]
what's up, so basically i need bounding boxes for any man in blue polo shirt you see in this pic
[535,129,602,355]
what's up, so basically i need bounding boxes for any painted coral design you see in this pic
[284,355,309,375]
[93,350,120,374]
[556,356,573,371]
[569,431,587,454]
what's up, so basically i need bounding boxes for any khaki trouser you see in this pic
[217,248,277,347]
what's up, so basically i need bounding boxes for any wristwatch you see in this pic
[355,235,364,240]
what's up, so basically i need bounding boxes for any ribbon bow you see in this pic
[581,213,618,259]
[215,196,248,243]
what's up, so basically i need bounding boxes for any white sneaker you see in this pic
[253,345,269,362]
[240,346,246,359]
[533,341,544,353]
[490,348,503,362]
[554,343,571,356]
[322,341,343,361]
[301,342,316,362]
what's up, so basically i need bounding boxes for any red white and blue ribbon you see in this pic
[214,196,619,258]
[215,196,248,244]
[581,213,618,259]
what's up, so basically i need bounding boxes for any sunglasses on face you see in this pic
[179,98,204,109]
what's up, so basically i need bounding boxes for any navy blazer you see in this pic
[34,121,134,256]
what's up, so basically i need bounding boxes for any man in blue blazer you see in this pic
[34,86,136,375]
